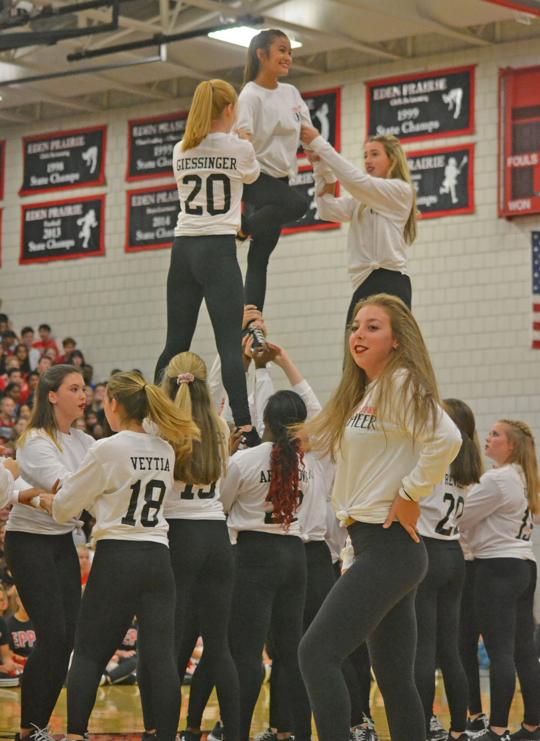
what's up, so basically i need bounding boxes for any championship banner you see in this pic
[126,184,179,252]
[127,111,188,181]
[0,210,3,268]
[366,66,475,142]
[408,144,474,219]
[299,87,341,159]
[20,126,107,196]
[283,166,340,235]
[0,141,5,201]
[20,195,105,264]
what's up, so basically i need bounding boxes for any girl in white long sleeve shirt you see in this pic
[459,419,540,741]
[300,125,416,324]
[297,294,461,741]
[5,365,93,741]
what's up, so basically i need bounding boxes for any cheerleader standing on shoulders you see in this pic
[459,420,540,741]
[297,294,462,741]
[236,29,310,310]
[140,351,240,741]
[5,365,94,741]
[415,399,483,741]
[300,125,416,321]
[41,371,198,741]
[155,78,260,447]
[221,388,312,741]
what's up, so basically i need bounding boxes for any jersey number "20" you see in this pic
[183,174,231,215]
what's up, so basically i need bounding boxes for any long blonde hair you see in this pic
[304,294,441,460]
[182,79,237,151]
[161,352,228,485]
[367,134,417,245]
[499,419,540,514]
[107,371,199,458]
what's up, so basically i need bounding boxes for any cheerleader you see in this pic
[41,370,198,741]
[142,351,240,741]
[221,388,311,741]
[236,29,311,310]
[5,365,93,741]
[300,126,416,322]
[415,399,483,741]
[298,294,461,741]
[154,78,260,447]
[460,419,540,741]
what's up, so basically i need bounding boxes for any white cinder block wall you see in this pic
[1,36,540,447]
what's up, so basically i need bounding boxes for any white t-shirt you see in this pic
[310,135,414,292]
[0,461,15,509]
[9,428,94,535]
[236,81,311,179]
[173,132,259,237]
[221,441,314,541]
[460,463,537,560]
[332,371,462,525]
[418,474,469,541]
[52,430,176,546]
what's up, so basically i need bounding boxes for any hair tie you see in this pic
[177,372,195,385]
[142,384,148,391]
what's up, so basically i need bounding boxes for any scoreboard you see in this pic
[499,65,540,217]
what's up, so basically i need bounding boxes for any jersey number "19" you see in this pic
[183,174,231,215]
[121,479,166,528]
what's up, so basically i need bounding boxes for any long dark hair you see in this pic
[443,399,483,487]
[18,365,84,449]
[263,390,307,529]
[243,28,289,85]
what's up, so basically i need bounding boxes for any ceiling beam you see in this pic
[159,0,170,29]
[10,83,102,111]
[0,108,34,123]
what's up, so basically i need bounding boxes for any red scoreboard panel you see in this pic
[499,65,540,217]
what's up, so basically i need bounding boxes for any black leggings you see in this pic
[141,519,239,740]
[474,558,540,728]
[243,173,308,310]
[67,540,180,741]
[228,531,307,741]
[4,531,81,730]
[414,538,468,733]
[459,560,483,716]
[299,521,428,741]
[154,235,251,427]
[268,541,368,738]
[346,268,412,325]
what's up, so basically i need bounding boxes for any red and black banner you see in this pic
[20,126,107,196]
[126,184,179,252]
[126,111,188,181]
[366,66,475,143]
[20,194,105,264]
[408,143,475,219]
[283,166,340,235]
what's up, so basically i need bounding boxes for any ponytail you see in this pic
[243,29,289,85]
[161,352,228,485]
[443,399,483,487]
[182,79,237,151]
[499,419,540,515]
[264,390,307,530]
[107,371,199,457]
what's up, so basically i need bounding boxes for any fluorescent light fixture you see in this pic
[208,26,302,49]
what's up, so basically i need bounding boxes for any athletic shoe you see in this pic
[253,730,277,741]
[428,716,448,741]
[469,730,511,741]
[467,716,490,733]
[21,726,57,741]
[208,722,224,741]
[351,715,379,741]
[0,671,19,687]
[248,323,267,350]
[509,727,540,741]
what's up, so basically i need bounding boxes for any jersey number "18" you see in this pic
[183,174,231,216]
[121,479,166,528]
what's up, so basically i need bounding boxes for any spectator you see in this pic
[67,350,85,369]
[19,328,40,372]
[18,404,32,421]
[36,356,52,376]
[0,583,11,619]
[84,385,94,409]
[32,324,59,356]
[0,607,21,686]
[58,338,77,364]
[0,398,16,442]
[77,545,93,588]
[43,347,59,365]
[0,314,9,336]
[2,331,18,356]
[26,373,39,408]
[12,418,29,442]
[14,345,31,377]
[92,383,106,412]
[5,383,22,411]
[7,591,36,668]
[82,364,93,386]
[4,369,29,404]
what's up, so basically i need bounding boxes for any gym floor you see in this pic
[0,670,526,740]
